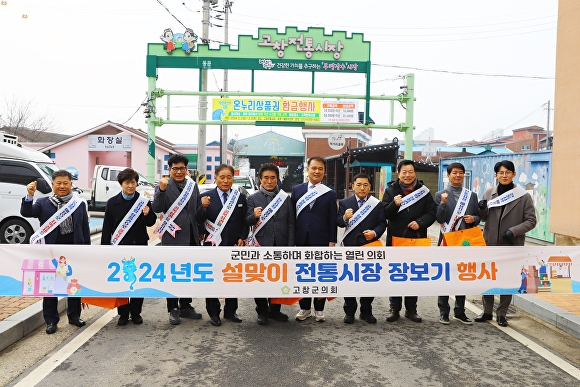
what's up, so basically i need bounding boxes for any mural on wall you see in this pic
[440,152,554,243]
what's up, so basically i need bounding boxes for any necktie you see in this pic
[358,199,365,208]
[223,192,228,206]
[309,185,316,208]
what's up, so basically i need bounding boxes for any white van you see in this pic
[90,165,155,210]
[0,138,83,244]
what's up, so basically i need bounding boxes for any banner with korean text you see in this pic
[2,245,579,298]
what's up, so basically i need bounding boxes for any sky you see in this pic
[0,0,557,146]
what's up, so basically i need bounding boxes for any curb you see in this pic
[0,298,66,352]
[513,294,580,340]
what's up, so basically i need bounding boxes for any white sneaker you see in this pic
[295,309,312,321]
[315,310,325,322]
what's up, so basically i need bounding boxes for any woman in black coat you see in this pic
[101,168,157,326]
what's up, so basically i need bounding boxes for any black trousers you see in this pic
[206,298,238,317]
[166,298,193,312]
[343,297,374,315]
[43,296,80,325]
[254,298,282,315]
[437,295,466,315]
[389,296,418,311]
[298,297,326,311]
[118,298,144,317]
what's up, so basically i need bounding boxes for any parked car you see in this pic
[233,175,258,195]
[90,165,154,210]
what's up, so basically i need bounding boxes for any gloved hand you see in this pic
[501,229,515,242]
[478,200,488,210]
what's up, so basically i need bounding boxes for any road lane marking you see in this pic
[14,309,117,387]
[463,298,580,380]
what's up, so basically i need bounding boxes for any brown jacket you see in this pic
[479,185,537,246]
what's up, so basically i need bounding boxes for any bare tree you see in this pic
[0,96,60,142]
[229,133,248,168]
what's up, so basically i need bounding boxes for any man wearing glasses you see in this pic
[152,153,203,325]
[337,173,386,324]
[475,160,536,327]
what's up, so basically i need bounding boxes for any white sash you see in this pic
[398,185,430,212]
[205,189,241,246]
[246,190,289,246]
[156,177,195,238]
[487,185,527,209]
[110,196,149,246]
[295,184,331,216]
[441,188,472,234]
[29,194,84,245]
[341,196,380,245]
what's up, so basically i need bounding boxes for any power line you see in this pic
[372,64,554,80]
[119,96,148,125]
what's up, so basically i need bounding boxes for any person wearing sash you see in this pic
[246,164,294,325]
[337,173,386,324]
[196,164,249,326]
[292,156,338,322]
[20,170,90,334]
[475,160,536,327]
[152,154,203,325]
[434,162,480,325]
[101,168,157,326]
[382,159,436,323]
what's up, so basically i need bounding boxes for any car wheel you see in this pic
[0,219,33,244]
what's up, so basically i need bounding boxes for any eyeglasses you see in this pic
[170,167,187,172]
[496,171,513,176]
[354,183,370,188]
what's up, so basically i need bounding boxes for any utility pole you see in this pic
[546,100,551,150]
[220,0,232,165]
[198,0,210,180]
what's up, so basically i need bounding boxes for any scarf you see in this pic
[173,178,187,192]
[48,192,74,235]
[259,185,278,203]
[399,179,417,196]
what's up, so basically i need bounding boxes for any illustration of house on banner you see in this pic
[547,256,573,293]
[21,259,57,296]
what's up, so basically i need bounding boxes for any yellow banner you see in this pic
[212,98,321,122]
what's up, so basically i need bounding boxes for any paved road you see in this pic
[4,296,580,387]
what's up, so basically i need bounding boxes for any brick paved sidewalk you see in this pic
[0,297,41,321]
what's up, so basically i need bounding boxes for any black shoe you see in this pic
[169,308,181,325]
[474,313,493,322]
[360,314,377,324]
[131,315,143,325]
[117,315,129,326]
[210,315,222,326]
[453,313,473,325]
[257,314,269,325]
[439,314,450,325]
[46,323,57,334]
[386,309,400,322]
[179,305,202,319]
[404,310,422,323]
[268,311,289,321]
[224,313,242,323]
[343,314,355,324]
[68,317,86,327]
[497,315,509,327]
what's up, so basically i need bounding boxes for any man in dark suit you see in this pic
[291,156,337,322]
[337,172,386,324]
[152,154,203,325]
[246,164,295,325]
[20,170,90,334]
[434,162,480,325]
[382,159,436,323]
[196,164,249,326]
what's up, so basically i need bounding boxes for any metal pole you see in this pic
[220,0,231,164]
[198,0,210,178]
[546,100,551,150]
[404,74,415,159]
[146,76,157,183]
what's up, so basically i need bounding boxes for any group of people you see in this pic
[21,154,536,334]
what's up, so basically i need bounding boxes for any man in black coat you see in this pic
[20,169,90,334]
[337,172,386,324]
[382,160,436,323]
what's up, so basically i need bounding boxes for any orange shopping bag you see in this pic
[443,227,486,246]
[353,233,384,247]
[391,229,431,246]
[81,297,129,309]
